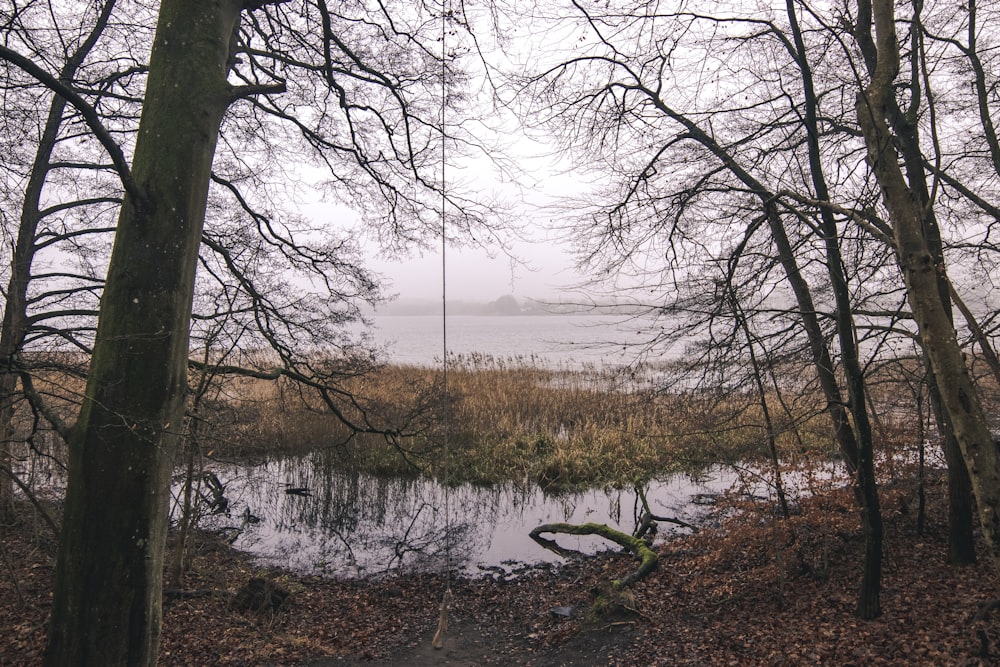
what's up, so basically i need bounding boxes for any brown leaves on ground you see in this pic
[1,470,999,665]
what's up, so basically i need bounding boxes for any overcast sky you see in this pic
[302,191,586,302]
[303,140,592,303]
[367,240,582,302]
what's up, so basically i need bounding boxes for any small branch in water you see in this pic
[636,511,699,539]
[633,483,698,541]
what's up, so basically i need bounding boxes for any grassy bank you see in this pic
[8,351,932,494]
[203,354,856,491]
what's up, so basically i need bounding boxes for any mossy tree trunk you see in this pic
[530,522,658,589]
[44,1,253,664]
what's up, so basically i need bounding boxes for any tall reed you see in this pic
[203,354,839,490]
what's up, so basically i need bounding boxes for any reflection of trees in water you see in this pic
[192,453,779,578]
[200,451,500,577]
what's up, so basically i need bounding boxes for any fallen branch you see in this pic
[634,512,699,541]
[529,522,658,588]
[633,483,699,541]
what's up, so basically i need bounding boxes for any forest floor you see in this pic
[3,470,1000,666]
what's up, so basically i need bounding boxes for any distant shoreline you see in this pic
[372,295,645,317]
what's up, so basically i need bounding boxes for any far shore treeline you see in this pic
[373,294,649,317]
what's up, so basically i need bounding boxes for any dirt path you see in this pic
[306,621,506,666]
[305,617,634,666]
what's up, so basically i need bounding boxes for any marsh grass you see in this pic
[204,354,844,490]
[10,350,934,493]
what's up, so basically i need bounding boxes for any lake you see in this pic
[180,315,724,577]
[190,454,774,579]
[369,314,680,368]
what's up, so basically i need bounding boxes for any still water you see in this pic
[189,453,761,579]
[182,318,709,576]
[369,314,678,368]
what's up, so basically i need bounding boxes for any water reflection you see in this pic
[191,451,753,579]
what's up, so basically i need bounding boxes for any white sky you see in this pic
[301,191,586,302]
[296,19,595,305]
[301,139,592,302]
[367,240,582,302]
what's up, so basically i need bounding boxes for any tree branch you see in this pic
[0,44,140,204]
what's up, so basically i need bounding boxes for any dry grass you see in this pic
[9,351,941,492]
[201,354,851,490]
[7,355,940,490]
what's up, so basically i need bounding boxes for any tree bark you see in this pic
[856,0,1000,579]
[868,0,978,565]
[925,367,977,565]
[44,1,245,664]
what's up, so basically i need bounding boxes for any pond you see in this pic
[182,451,792,579]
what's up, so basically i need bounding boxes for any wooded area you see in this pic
[1,0,999,663]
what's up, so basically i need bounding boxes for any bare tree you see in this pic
[0,0,494,662]
[495,0,895,616]
[0,0,146,521]
[853,0,1000,577]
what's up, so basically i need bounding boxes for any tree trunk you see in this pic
[0,1,119,524]
[856,0,1000,579]
[925,367,977,565]
[855,0,977,568]
[0,377,18,522]
[786,0,882,616]
[730,290,789,520]
[44,1,244,664]
[0,94,64,522]
[168,436,199,588]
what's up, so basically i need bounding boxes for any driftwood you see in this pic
[529,522,658,588]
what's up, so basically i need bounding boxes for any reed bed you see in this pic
[204,354,845,491]
[7,350,935,492]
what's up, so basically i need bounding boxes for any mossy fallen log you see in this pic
[529,522,658,588]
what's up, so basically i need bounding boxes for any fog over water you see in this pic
[368,313,679,368]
